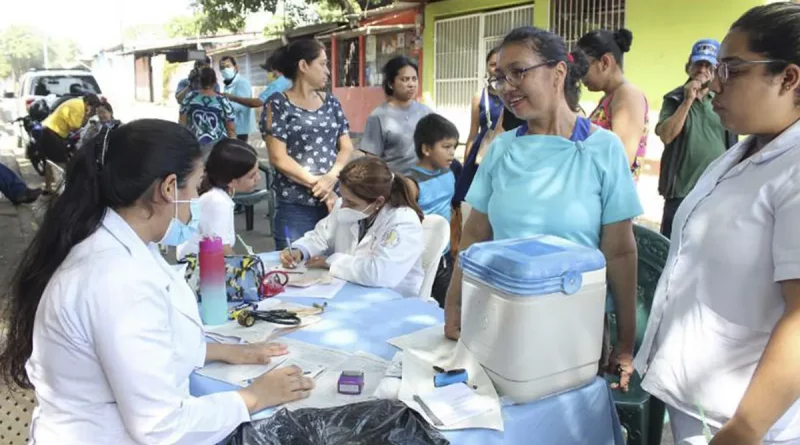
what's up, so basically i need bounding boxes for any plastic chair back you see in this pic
[419,215,450,301]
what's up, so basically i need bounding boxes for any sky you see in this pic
[0,0,194,54]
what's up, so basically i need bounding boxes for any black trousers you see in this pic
[37,128,70,164]
[661,198,684,238]
[431,252,453,309]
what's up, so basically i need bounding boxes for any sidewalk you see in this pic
[0,115,39,288]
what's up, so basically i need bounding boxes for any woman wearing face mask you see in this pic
[577,29,649,180]
[360,56,431,174]
[279,157,425,299]
[634,4,800,444]
[262,40,355,250]
[220,57,257,142]
[177,138,261,259]
[444,27,642,392]
[0,120,314,444]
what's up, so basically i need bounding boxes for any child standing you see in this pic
[407,113,460,307]
[177,139,260,259]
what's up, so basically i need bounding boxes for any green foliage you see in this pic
[166,13,221,38]
[194,0,396,34]
[0,25,79,80]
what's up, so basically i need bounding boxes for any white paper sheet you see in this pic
[284,351,390,410]
[387,324,456,365]
[393,327,505,431]
[267,262,347,299]
[196,356,288,387]
[195,338,349,387]
[415,383,493,426]
[276,278,346,299]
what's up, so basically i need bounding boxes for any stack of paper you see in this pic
[284,351,390,410]
[389,325,505,431]
[414,384,493,426]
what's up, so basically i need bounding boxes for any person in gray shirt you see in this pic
[360,56,431,174]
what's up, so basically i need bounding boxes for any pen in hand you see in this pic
[285,226,297,269]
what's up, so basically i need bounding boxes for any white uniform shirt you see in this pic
[177,187,236,259]
[634,120,800,442]
[26,210,249,444]
[294,201,425,299]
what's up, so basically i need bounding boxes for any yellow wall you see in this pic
[624,0,763,109]
[422,0,764,109]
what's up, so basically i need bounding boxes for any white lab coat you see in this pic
[294,201,425,298]
[25,210,249,444]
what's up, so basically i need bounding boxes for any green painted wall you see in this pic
[421,0,535,104]
[624,0,762,109]
[422,0,764,109]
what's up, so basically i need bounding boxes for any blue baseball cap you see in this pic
[690,39,720,65]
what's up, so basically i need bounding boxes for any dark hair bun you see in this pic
[270,46,289,74]
[567,49,590,84]
[613,28,633,53]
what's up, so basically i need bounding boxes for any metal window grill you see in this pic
[550,0,626,51]
[433,5,533,139]
[337,37,361,87]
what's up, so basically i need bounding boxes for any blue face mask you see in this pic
[160,189,201,246]
[221,67,236,81]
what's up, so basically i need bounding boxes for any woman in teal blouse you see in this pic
[444,26,643,392]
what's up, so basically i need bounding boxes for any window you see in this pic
[336,38,360,87]
[550,0,626,51]
[29,75,102,96]
[433,5,533,140]
[364,31,417,87]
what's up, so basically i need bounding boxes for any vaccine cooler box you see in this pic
[459,235,607,403]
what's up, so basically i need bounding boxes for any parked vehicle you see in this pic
[8,69,102,147]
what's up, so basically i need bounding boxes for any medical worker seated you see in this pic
[0,119,314,444]
[280,157,426,298]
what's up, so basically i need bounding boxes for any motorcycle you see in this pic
[15,96,84,177]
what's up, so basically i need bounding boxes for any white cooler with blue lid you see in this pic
[459,235,607,404]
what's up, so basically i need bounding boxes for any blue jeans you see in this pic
[0,162,27,200]
[273,202,329,251]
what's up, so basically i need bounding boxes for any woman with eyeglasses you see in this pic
[634,4,800,444]
[577,29,649,180]
[444,26,643,392]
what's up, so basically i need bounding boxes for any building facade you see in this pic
[421,0,766,168]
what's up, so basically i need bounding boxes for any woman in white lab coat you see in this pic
[280,157,426,298]
[0,120,314,444]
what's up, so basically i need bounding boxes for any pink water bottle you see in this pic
[199,236,228,325]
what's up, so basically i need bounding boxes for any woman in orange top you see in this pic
[577,29,649,180]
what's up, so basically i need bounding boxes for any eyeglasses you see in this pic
[715,59,787,83]
[488,60,556,90]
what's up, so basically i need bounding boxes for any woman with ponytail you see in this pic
[577,28,650,180]
[445,27,643,393]
[0,119,314,444]
[177,138,260,259]
[280,156,425,299]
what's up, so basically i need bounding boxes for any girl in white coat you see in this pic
[280,157,426,298]
[0,120,314,444]
[177,138,261,259]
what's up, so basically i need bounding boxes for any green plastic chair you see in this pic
[606,223,670,445]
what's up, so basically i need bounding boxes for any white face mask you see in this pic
[336,203,375,224]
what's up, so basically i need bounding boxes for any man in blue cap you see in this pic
[655,39,738,237]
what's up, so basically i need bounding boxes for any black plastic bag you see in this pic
[224,400,450,445]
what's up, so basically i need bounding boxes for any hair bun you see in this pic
[613,28,633,53]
